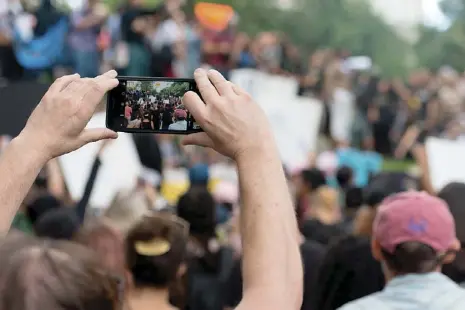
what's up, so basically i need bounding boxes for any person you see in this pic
[0,68,302,310]
[124,102,132,124]
[177,186,233,310]
[438,182,465,285]
[125,213,189,310]
[142,108,153,130]
[128,115,142,128]
[338,192,465,310]
[169,109,188,131]
[68,0,108,77]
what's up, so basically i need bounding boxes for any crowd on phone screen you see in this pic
[122,89,195,131]
[3,1,465,310]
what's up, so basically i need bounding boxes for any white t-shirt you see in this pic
[330,87,355,143]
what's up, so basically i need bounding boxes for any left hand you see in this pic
[20,71,119,160]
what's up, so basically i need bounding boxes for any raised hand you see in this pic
[20,71,119,160]
[181,69,272,160]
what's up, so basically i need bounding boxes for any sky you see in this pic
[423,0,451,28]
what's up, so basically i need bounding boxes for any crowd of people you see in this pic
[2,1,465,310]
[121,87,196,131]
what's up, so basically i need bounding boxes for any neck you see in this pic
[129,287,174,310]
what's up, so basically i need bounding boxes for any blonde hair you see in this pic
[306,187,342,225]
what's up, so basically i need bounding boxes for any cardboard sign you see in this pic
[426,137,465,191]
[58,112,142,209]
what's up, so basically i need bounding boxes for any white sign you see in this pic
[58,112,142,209]
[426,137,465,191]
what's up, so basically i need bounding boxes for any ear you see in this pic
[371,238,384,262]
[443,239,461,265]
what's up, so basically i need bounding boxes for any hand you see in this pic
[98,139,112,156]
[181,69,272,160]
[20,71,119,160]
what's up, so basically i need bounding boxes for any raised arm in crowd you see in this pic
[0,68,303,310]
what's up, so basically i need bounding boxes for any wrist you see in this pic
[235,138,280,167]
[14,132,52,165]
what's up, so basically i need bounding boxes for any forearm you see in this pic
[237,142,302,309]
[0,135,48,235]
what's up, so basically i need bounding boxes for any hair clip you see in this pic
[134,238,171,256]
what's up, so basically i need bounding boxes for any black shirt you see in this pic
[225,240,326,310]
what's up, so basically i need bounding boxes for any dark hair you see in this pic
[315,236,384,310]
[0,235,119,310]
[126,215,188,288]
[381,242,442,274]
[301,168,326,191]
[345,187,363,210]
[34,208,80,240]
[26,195,61,225]
[177,187,216,236]
[336,166,353,189]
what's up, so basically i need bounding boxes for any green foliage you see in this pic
[158,82,190,97]
[415,0,465,72]
[196,0,410,77]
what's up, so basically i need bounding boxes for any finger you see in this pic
[207,70,235,97]
[96,69,118,80]
[194,68,220,103]
[79,128,118,145]
[182,91,208,124]
[182,132,214,148]
[231,83,249,97]
[48,73,80,93]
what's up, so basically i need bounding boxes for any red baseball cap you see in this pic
[374,191,457,254]
[175,109,187,119]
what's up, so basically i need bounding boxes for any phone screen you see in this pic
[106,77,202,134]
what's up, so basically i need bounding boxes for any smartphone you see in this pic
[106,76,202,134]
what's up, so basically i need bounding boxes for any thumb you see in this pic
[182,132,214,148]
[79,128,118,145]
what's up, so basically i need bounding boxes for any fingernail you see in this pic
[194,68,204,76]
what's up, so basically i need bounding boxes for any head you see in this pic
[377,80,390,93]
[0,235,120,310]
[126,214,188,289]
[75,219,126,276]
[26,195,62,225]
[177,187,216,237]
[174,109,187,122]
[298,168,326,196]
[306,186,341,225]
[438,183,465,279]
[371,192,459,280]
[104,190,151,235]
[336,166,353,189]
[188,163,210,187]
[34,208,80,240]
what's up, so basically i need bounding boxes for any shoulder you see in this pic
[337,293,383,310]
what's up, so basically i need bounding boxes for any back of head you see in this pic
[336,166,353,190]
[177,187,216,237]
[307,186,341,225]
[373,192,458,276]
[0,235,119,310]
[75,219,126,275]
[26,194,61,225]
[301,168,326,192]
[437,183,465,280]
[188,164,210,187]
[34,208,80,240]
[104,189,151,235]
[126,214,188,289]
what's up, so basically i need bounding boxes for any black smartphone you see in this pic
[106,76,202,134]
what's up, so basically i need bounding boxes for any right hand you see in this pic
[181,69,273,160]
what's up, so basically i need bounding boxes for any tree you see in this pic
[415,0,465,71]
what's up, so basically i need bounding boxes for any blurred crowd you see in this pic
[2,1,465,310]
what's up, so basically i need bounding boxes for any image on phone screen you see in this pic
[106,77,202,134]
